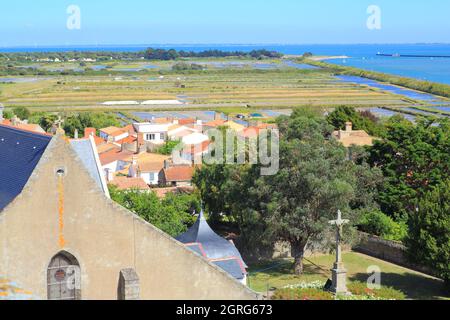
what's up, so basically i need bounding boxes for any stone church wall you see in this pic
[0,136,258,300]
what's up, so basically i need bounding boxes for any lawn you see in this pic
[247,252,448,300]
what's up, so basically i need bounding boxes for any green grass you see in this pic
[247,252,448,300]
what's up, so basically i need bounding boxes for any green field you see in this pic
[0,59,414,113]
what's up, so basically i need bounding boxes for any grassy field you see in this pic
[0,60,413,112]
[248,252,448,300]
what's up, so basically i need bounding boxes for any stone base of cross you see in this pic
[329,210,350,295]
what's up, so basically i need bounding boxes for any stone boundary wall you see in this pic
[353,232,438,277]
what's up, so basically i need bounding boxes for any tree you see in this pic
[108,186,199,237]
[12,106,30,120]
[62,112,121,138]
[368,117,450,219]
[327,105,385,137]
[2,109,14,120]
[194,109,383,274]
[406,179,450,292]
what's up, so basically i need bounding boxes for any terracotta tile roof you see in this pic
[116,135,137,145]
[100,126,122,135]
[84,127,96,137]
[99,148,134,165]
[110,177,150,191]
[183,140,211,156]
[136,153,170,173]
[152,118,172,124]
[123,124,136,134]
[332,129,376,147]
[153,186,194,198]
[1,120,47,135]
[168,124,182,131]
[163,166,195,182]
[178,118,196,125]
[224,120,246,132]
[204,119,226,127]
[239,126,262,138]
[96,142,120,154]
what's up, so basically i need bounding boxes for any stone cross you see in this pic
[328,210,350,294]
[55,116,64,129]
[329,210,349,264]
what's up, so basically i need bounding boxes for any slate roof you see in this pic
[0,124,52,211]
[0,126,108,211]
[212,258,246,280]
[176,211,248,280]
[70,138,108,195]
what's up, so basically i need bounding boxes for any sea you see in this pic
[1,44,450,84]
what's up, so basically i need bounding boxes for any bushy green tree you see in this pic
[327,105,385,137]
[368,117,450,219]
[406,180,450,292]
[62,112,121,138]
[109,186,199,237]
[194,109,383,274]
[12,106,30,120]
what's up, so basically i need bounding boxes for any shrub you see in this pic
[347,281,406,300]
[272,288,334,300]
[272,281,406,300]
[358,210,408,242]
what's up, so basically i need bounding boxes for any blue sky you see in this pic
[1,0,449,46]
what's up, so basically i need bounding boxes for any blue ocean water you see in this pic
[1,44,450,84]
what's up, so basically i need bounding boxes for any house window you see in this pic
[149,172,155,182]
[146,134,156,141]
[160,133,165,140]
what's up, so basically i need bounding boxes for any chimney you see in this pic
[345,122,353,132]
[84,127,96,138]
[0,103,4,120]
[74,129,79,139]
[164,160,170,170]
[214,112,221,121]
[136,133,143,154]
[105,168,114,182]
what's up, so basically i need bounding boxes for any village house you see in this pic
[0,124,257,300]
[159,165,196,187]
[332,121,376,147]
[128,153,171,185]
[134,122,171,145]
[99,126,131,143]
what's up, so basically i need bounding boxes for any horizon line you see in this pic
[1,42,450,49]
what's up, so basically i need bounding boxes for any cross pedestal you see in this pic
[331,263,348,294]
[329,210,350,295]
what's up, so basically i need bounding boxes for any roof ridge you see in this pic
[0,123,52,138]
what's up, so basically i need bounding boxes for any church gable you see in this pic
[0,134,257,300]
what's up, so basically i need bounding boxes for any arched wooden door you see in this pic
[47,251,81,300]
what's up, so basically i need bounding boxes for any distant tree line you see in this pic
[0,48,283,64]
[143,48,283,60]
